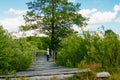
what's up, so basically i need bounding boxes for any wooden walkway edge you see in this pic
[0,54,90,80]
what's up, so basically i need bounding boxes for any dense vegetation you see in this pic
[25,36,50,50]
[56,29,120,71]
[0,0,120,79]
[0,26,38,74]
[0,25,120,79]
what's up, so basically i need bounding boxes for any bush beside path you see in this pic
[0,54,90,80]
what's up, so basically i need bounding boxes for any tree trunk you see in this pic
[50,0,56,61]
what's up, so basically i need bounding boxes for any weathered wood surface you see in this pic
[0,54,90,80]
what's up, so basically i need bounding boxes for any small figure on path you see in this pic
[46,48,49,61]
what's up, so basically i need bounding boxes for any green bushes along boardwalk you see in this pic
[56,30,120,69]
[0,26,38,74]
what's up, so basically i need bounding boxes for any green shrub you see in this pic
[67,71,95,80]
[56,30,120,69]
[0,26,35,74]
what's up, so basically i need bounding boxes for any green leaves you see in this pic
[20,0,87,56]
[0,26,35,74]
[56,30,120,69]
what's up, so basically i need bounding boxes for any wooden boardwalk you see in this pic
[0,54,90,80]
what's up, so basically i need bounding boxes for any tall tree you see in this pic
[20,0,86,59]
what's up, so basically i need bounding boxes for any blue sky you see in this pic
[0,0,120,35]
[77,0,120,34]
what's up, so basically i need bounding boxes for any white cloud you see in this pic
[0,16,25,32]
[0,8,27,32]
[88,11,117,24]
[5,8,27,15]
[78,8,97,17]
[114,4,120,12]
[79,4,120,25]
[11,30,47,38]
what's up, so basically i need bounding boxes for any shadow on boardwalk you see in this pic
[0,54,90,80]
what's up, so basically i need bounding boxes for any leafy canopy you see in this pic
[20,0,87,57]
